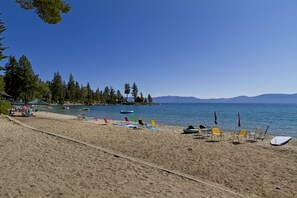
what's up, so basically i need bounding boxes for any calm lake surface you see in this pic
[48,103,297,137]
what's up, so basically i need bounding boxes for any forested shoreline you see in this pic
[1,55,154,106]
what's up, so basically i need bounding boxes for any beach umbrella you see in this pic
[214,111,217,125]
[238,112,241,128]
[28,99,48,105]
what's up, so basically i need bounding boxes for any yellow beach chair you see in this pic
[233,129,248,143]
[151,119,156,127]
[211,127,224,141]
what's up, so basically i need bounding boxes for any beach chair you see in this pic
[151,120,156,127]
[124,117,130,123]
[210,127,224,141]
[130,116,137,123]
[198,125,211,138]
[77,114,87,120]
[232,129,248,143]
[104,118,109,124]
[255,125,269,140]
[138,118,147,127]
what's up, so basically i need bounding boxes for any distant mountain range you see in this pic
[153,94,297,104]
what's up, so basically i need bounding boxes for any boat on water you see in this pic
[80,107,90,111]
[120,110,134,114]
[61,106,70,109]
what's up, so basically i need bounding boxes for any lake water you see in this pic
[48,103,297,137]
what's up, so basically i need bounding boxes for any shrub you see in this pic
[0,100,11,115]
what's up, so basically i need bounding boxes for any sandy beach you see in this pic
[1,112,297,197]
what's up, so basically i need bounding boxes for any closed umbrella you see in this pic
[214,111,217,125]
[238,112,241,128]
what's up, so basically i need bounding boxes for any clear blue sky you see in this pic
[1,0,297,98]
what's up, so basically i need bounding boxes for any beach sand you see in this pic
[1,112,297,197]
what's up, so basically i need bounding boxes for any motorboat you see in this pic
[120,110,134,114]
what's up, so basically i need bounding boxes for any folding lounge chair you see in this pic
[138,118,146,126]
[255,125,269,140]
[104,118,109,124]
[130,116,137,123]
[151,120,156,127]
[211,127,224,141]
[232,129,248,143]
[198,125,211,137]
[124,117,130,123]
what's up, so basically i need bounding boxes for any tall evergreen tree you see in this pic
[86,82,93,104]
[0,13,7,64]
[109,87,116,104]
[61,80,66,103]
[18,55,38,102]
[131,82,138,102]
[102,86,110,103]
[67,73,75,102]
[80,85,87,104]
[75,81,81,102]
[51,72,63,103]
[93,88,100,103]
[148,94,153,103]
[140,92,144,102]
[124,83,130,100]
[4,56,21,100]
[116,90,124,103]
[0,75,4,93]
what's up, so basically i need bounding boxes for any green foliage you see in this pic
[0,100,11,115]
[86,82,93,104]
[116,90,124,103]
[93,88,100,103]
[0,14,7,62]
[4,56,21,100]
[15,0,71,24]
[132,82,138,102]
[124,83,130,100]
[35,80,51,102]
[66,73,75,102]
[50,72,64,103]
[148,94,153,103]
[0,75,4,92]
[18,55,38,102]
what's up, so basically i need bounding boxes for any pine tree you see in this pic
[75,81,80,102]
[15,0,71,24]
[140,92,144,102]
[67,73,75,102]
[86,82,93,104]
[93,88,100,103]
[124,83,130,101]
[102,86,110,103]
[4,56,21,100]
[132,82,138,102]
[0,75,4,93]
[51,72,63,103]
[0,14,7,63]
[116,90,124,103]
[148,94,153,103]
[18,55,38,102]
[109,87,116,104]
[80,85,87,104]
